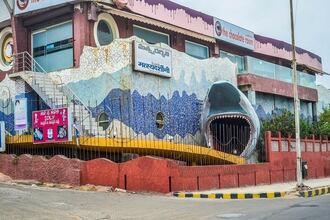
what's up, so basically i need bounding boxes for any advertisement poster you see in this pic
[0,122,5,152]
[134,41,172,78]
[32,107,72,144]
[15,98,28,131]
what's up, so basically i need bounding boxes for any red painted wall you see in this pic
[0,154,82,185]
[237,74,318,102]
[1,133,330,193]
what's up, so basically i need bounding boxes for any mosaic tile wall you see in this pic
[51,37,236,142]
[254,92,313,121]
[0,74,16,134]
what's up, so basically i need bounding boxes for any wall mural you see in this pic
[0,74,16,134]
[48,37,260,159]
[0,35,318,160]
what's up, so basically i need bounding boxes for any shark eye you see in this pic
[156,112,165,130]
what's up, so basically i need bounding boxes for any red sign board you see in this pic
[32,107,72,144]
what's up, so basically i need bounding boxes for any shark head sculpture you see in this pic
[201,81,260,159]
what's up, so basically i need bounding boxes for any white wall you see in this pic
[0,0,12,25]
[317,85,330,114]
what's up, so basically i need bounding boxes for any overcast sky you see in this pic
[175,0,330,89]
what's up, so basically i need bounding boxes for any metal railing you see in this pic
[12,52,95,134]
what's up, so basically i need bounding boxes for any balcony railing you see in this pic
[243,56,316,89]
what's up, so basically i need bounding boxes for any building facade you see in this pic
[0,0,326,161]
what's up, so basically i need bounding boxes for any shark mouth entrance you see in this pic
[209,114,251,155]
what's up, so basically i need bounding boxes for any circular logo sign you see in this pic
[215,20,222,37]
[16,0,29,10]
[3,38,13,63]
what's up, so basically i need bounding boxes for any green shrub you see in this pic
[256,108,330,162]
[318,108,330,136]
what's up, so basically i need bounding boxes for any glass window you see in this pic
[133,25,169,45]
[299,71,316,89]
[156,112,165,130]
[97,20,114,46]
[185,41,209,59]
[220,51,245,73]
[32,21,73,72]
[98,112,110,130]
[245,56,316,89]
[94,13,119,47]
[246,56,275,79]
[275,65,292,83]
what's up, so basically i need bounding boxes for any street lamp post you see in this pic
[289,0,303,188]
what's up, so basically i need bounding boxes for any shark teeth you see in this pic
[208,114,254,144]
[210,114,252,124]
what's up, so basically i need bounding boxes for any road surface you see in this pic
[0,183,330,220]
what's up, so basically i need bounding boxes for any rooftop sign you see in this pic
[14,0,74,15]
[214,18,255,50]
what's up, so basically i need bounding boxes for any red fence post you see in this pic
[265,131,272,162]
[287,134,291,152]
[278,132,282,152]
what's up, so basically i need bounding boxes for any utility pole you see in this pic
[290,0,303,188]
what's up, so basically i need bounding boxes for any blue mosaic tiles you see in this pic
[90,89,203,138]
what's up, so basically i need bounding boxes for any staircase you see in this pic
[12,52,103,136]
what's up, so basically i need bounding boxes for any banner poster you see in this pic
[32,107,72,144]
[0,122,5,152]
[15,98,28,131]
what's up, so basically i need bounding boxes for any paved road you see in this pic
[1,183,330,220]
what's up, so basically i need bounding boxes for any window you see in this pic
[97,20,113,46]
[185,40,209,59]
[32,21,73,72]
[220,51,245,73]
[133,25,170,45]
[299,71,316,89]
[94,13,119,47]
[98,112,110,130]
[0,27,13,71]
[155,112,165,129]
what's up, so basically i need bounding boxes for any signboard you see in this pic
[133,41,172,78]
[14,98,28,131]
[214,18,255,50]
[0,122,5,152]
[32,107,72,144]
[14,0,74,15]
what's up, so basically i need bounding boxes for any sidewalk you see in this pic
[173,177,330,199]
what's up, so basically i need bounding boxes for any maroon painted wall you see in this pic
[0,154,82,185]
[238,74,318,102]
[1,137,330,193]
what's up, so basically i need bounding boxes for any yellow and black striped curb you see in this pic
[173,192,286,199]
[299,186,330,198]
